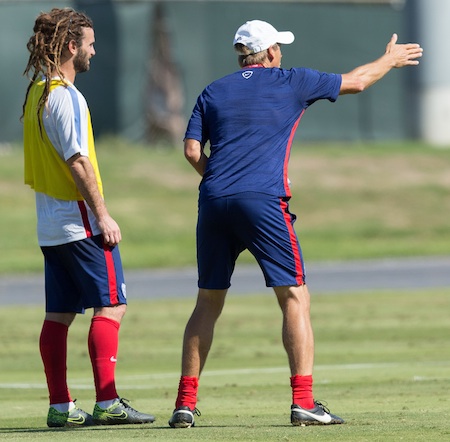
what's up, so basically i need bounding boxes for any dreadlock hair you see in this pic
[21,8,93,121]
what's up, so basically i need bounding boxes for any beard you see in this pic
[73,48,90,73]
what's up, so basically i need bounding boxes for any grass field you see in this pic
[1,139,449,440]
[0,289,449,440]
[1,139,450,273]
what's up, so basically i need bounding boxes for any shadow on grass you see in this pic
[0,423,300,433]
[0,423,160,433]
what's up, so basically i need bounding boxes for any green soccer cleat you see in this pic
[92,398,155,425]
[47,404,96,428]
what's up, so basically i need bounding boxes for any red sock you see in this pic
[290,374,314,409]
[88,316,120,402]
[175,376,199,410]
[39,320,72,404]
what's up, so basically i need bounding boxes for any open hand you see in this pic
[386,33,423,68]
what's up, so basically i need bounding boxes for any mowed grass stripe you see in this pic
[2,360,449,389]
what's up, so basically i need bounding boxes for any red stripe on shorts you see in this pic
[280,199,304,285]
[77,201,93,238]
[103,243,119,305]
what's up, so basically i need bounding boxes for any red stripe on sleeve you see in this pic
[283,111,304,198]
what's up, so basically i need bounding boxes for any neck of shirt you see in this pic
[243,64,265,69]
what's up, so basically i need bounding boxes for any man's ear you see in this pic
[67,39,78,55]
[266,46,275,62]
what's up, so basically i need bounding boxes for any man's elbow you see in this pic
[184,147,197,163]
[354,79,367,93]
[184,139,202,162]
[340,81,366,95]
[340,73,367,95]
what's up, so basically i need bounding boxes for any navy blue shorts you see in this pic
[41,234,127,313]
[197,193,305,289]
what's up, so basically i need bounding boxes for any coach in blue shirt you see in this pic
[168,20,423,428]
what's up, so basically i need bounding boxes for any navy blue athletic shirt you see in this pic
[185,66,342,202]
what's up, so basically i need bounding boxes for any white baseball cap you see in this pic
[233,20,295,54]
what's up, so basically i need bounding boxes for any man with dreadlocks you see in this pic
[22,8,155,428]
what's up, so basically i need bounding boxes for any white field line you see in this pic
[1,360,449,390]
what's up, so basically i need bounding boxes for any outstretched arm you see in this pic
[340,33,423,95]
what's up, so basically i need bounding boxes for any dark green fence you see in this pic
[1,0,416,145]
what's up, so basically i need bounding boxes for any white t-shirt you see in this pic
[36,79,101,246]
